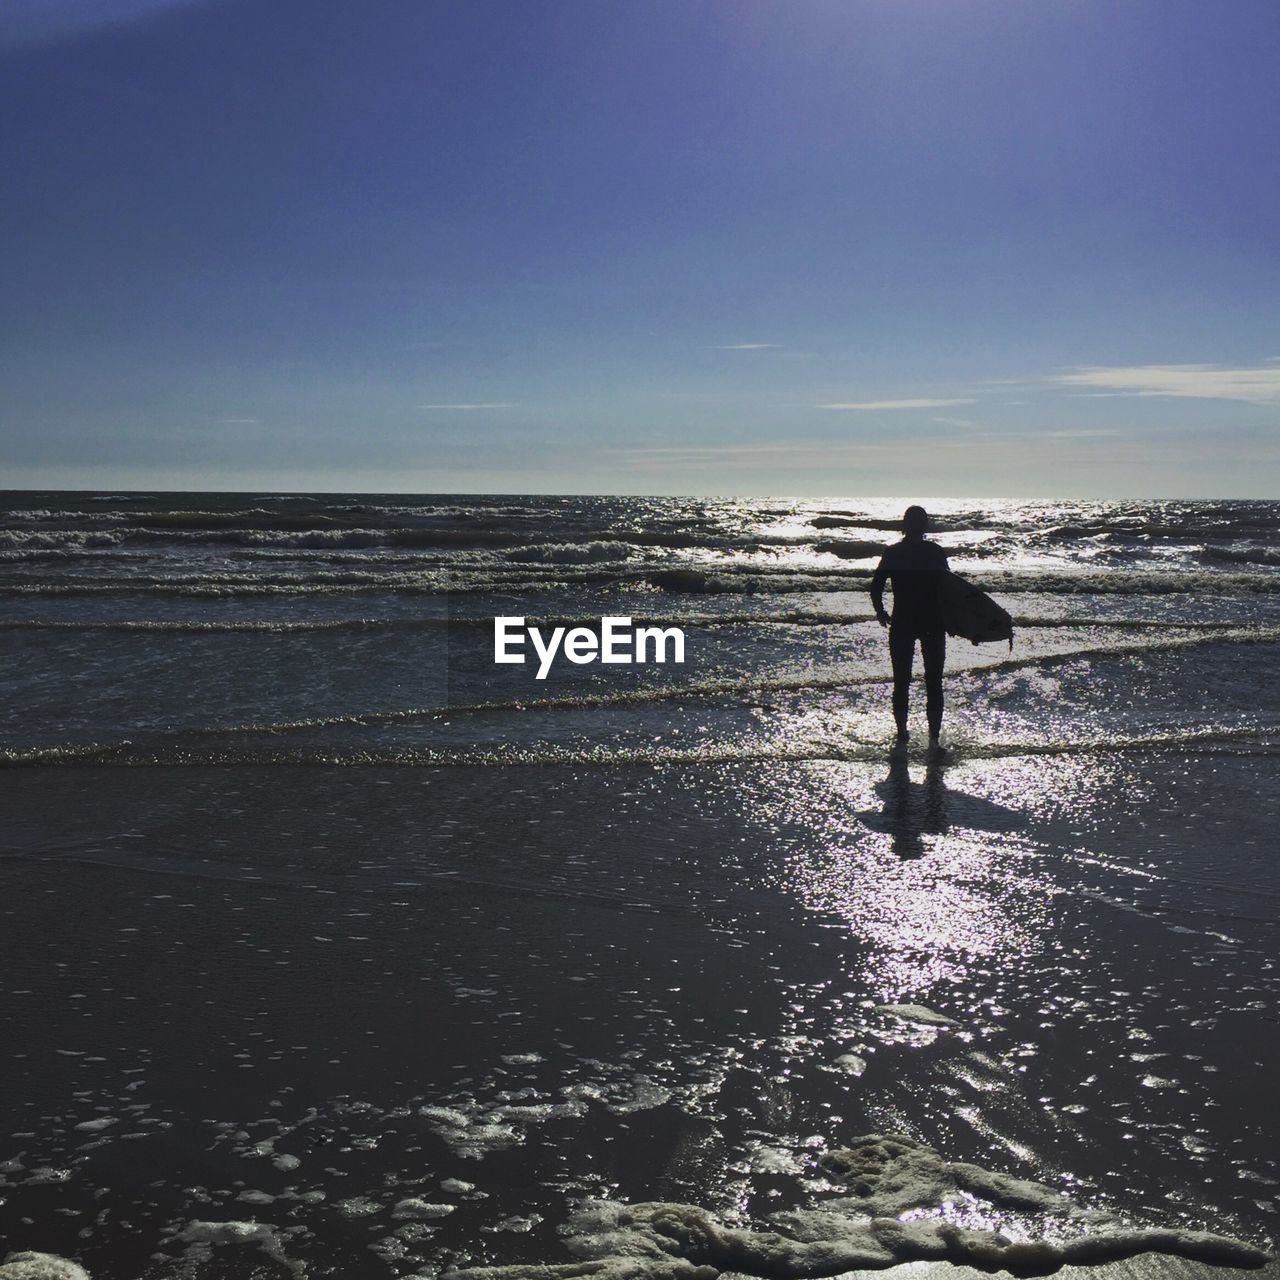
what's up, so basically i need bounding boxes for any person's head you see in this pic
[903,505,929,539]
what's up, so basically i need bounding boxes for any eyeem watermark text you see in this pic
[494,616,685,679]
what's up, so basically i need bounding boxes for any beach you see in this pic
[1,493,1277,1278]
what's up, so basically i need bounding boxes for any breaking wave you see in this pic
[5,721,1276,771]
[0,613,1259,635]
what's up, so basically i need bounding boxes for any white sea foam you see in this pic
[445,1135,1272,1280]
[876,1003,959,1027]
[418,1097,590,1159]
[336,1195,382,1217]
[173,1220,308,1275]
[506,542,630,564]
[831,1053,867,1075]
[393,1198,455,1219]
[0,1255,90,1280]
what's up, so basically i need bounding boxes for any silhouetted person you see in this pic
[870,506,948,746]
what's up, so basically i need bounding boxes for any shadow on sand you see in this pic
[857,747,1027,859]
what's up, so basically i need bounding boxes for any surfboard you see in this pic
[940,572,1014,649]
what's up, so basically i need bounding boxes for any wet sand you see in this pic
[1,756,1276,1277]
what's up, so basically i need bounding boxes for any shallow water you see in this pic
[1,494,1277,1277]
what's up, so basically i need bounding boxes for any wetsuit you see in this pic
[870,538,949,738]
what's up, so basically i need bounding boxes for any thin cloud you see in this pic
[614,437,982,466]
[618,445,795,459]
[1039,428,1124,439]
[714,343,783,350]
[221,417,259,425]
[418,403,515,410]
[816,398,975,411]
[1052,364,1280,404]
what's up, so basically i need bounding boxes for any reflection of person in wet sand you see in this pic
[876,751,947,859]
[871,506,949,748]
[861,754,1024,859]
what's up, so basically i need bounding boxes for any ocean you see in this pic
[1,492,1278,1279]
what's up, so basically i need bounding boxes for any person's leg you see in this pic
[921,630,946,741]
[888,624,915,736]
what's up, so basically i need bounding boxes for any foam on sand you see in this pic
[0,1255,90,1280]
[445,1135,1272,1280]
[875,1003,959,1027]
[393,1199,456,1220]
[172,1219,308,1276]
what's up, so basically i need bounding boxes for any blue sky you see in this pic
[2,0,1278,495]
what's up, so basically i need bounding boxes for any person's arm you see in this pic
[870,555,890,626]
